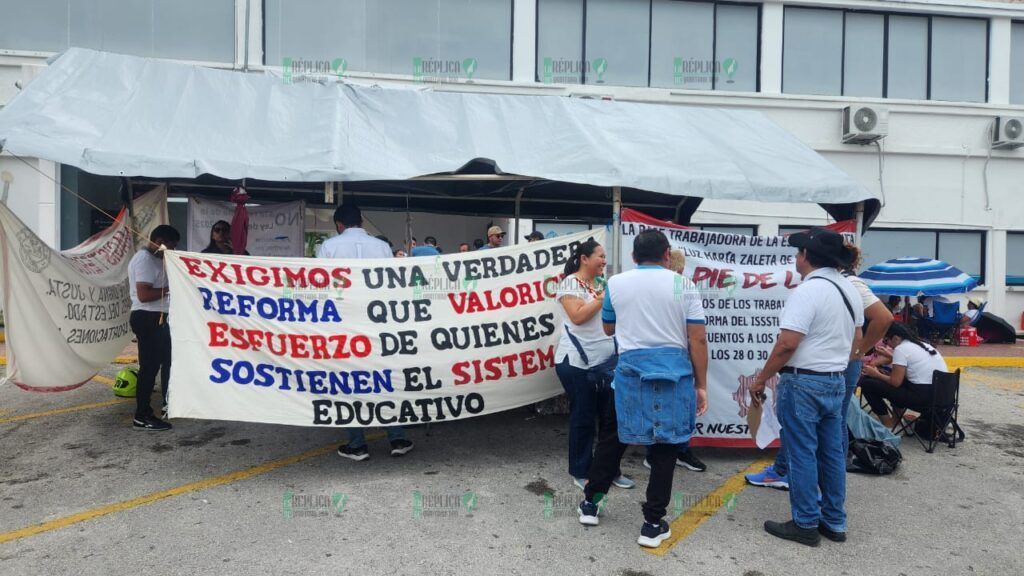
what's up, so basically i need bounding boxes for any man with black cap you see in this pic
[317,204,414,460]
[525,231,545,243]
[750,228,863,546]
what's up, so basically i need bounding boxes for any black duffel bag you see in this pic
[848,439,902,475]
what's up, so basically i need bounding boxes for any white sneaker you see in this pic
[612,475,635,489]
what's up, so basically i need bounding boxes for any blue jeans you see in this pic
[773,361,861,477]
[556,358,619,478]
[347,426,405,449]
[776,372,846,531]
[842,360,862,456]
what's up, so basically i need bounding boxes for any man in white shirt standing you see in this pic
[129,225,180,431]
[751,228,863,547]
[317,204,414,460]
[577,230,709,548]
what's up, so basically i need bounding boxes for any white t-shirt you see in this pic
[847,274,880,310]
[892,340,947,385]
[555,275,615,369]
[317,227,392,259]
[780,267,865,372]
[601,266,706,353]
[129,249,169,313]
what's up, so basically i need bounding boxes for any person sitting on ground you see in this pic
[201,220,249,255]
[859,323,947,428]
[411,236,440,257]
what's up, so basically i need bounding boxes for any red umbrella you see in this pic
[229,186,249,255]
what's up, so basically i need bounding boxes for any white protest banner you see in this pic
[0,186,167,392]
[620,208,855,447]
[165,229,604,427]
[186,197,305,257]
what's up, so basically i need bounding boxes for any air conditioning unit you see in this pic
[842,105,888,145]
[991,117,1024,150]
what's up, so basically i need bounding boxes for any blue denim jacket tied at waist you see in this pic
[613,347,696,445]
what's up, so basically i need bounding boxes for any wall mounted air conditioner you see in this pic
[842,105,888,145]
[991,117,1024,150]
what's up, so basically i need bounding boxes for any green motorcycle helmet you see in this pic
[113,367,138,398]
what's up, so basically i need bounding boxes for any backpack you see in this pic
[848,439,902,475]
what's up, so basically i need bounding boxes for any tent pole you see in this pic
[514,188,523,245]
[123,177,135,221]
[611,186,622,276]
[854,201,865,246]
[405,192,412,252]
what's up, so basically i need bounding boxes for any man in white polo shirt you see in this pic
[318,204,413,461]
[750,228,863,547]
[577,229,709,549]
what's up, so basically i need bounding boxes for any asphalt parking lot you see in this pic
[1,366,1022,576]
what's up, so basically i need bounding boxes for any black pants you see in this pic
[859,377,932,416]
[584,389,679,524]
[130,310,171,419]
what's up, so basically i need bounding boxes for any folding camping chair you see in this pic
[891,369,966,453]
[921,300,960,344]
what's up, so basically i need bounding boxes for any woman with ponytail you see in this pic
[859,322,947,428]
[554,239,633,491]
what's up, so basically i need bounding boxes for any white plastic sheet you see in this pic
[0,48,874,206]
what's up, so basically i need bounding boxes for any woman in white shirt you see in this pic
[554,239,633,491]
[860,323,947,428]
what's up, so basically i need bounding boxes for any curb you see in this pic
[946,357,1024,370]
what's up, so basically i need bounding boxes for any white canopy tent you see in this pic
[0,48,878,264]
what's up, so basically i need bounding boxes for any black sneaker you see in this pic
[337,444,370,461]
[578,500,600,526]
[818,524,847,543]
[389,439,414,457]
[677,451,707,472]
[764,520,821,547]
[637,520,672,548]
[133,416,171,432]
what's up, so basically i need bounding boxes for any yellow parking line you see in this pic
[0,398,132,425]
[93,375,116,386]
[644,457,774,556]
[0,433,379,545]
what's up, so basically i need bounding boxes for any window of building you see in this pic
[1007,233,1024,286]
[0,0,236,62]
[930,17,988,103]
[886,15,929,100]
[860,229,986,283]
[1012,22,1024,105]
[265,0,513,81]
[59,166,124,250]
[783,8,988,103]
[539,0,759,90]
[783,8,844,96]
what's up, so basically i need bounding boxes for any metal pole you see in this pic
[611,186,622,276]
[854,201,865,246]
[242,0,251,72]
[514,188,523,245]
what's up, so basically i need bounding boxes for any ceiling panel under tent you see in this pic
[0,48,879,225]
